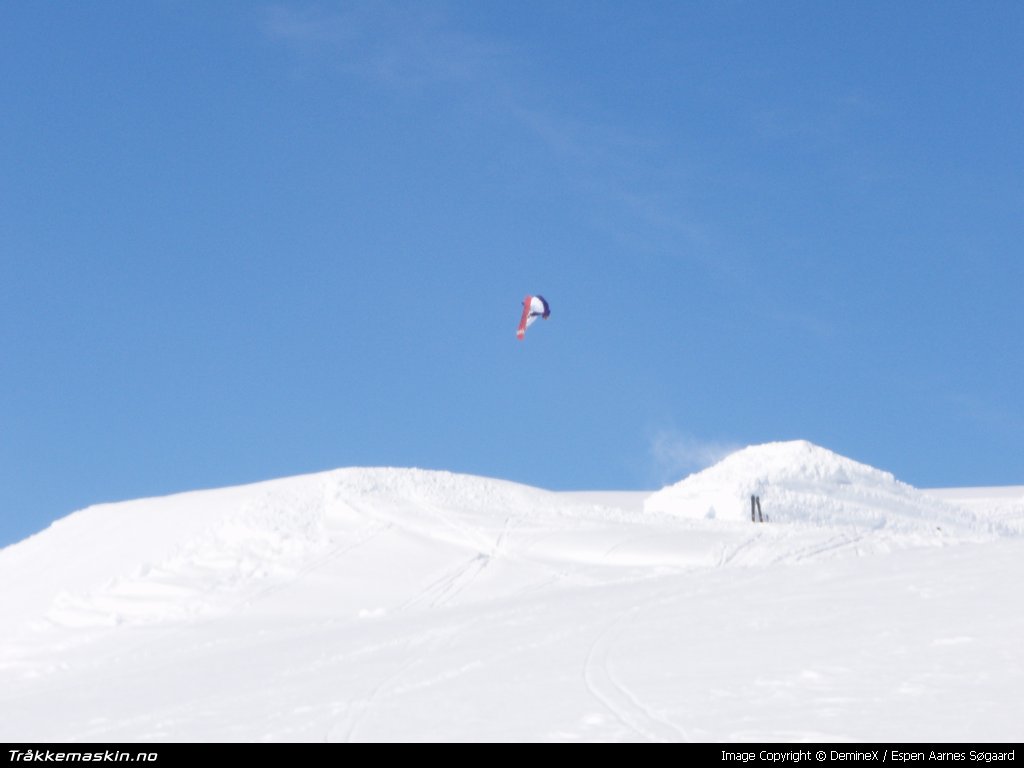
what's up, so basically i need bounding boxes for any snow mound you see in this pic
[35,467,555,628]
[644,440,995,534]
[0,467,641,634]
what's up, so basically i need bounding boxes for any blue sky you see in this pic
[2,2,1022,546]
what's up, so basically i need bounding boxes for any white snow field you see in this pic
[1,441,1021,742]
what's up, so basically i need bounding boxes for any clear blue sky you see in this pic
[2,2,1022,546]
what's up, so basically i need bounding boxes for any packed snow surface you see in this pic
[0,441,1021,742]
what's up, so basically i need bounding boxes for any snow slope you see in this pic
[0,442,1021,742]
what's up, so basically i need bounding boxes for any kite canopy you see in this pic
[516,295,550,339]
[534,295,550,319]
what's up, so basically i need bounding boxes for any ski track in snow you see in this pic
[401,554,491,611]
[583,592,692,743]
[327,630,450,743]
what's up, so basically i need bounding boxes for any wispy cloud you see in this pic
[263,3,509,89]
[263,4,354,45]
[260,3,715,265]
[649,429,740,485]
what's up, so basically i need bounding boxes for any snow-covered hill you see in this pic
[1,442,1021,742]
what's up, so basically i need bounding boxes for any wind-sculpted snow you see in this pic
[0,468,648,634]
[0,445,1021,741]
[645,440,1001,536]
[42,480,333,628]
